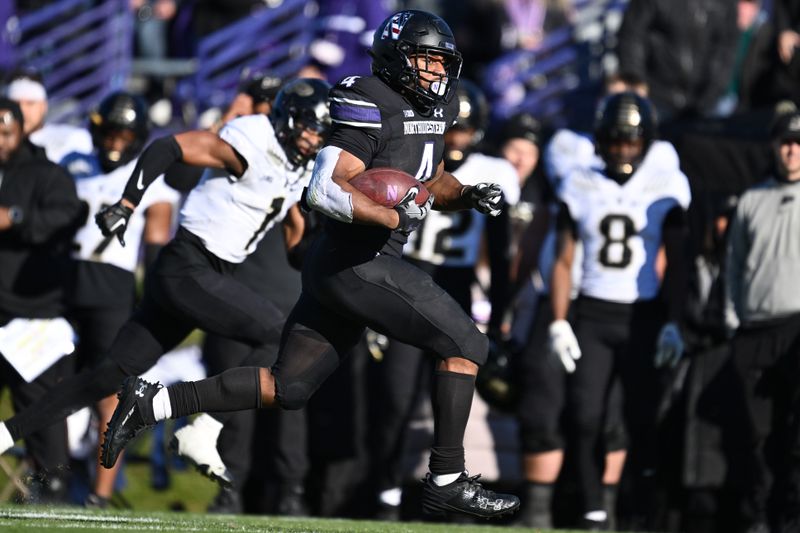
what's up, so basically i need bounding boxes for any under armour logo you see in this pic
[135,382,147,398]
[433,108,444,118]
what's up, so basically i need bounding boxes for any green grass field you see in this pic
[0,505,589,532]
[0,352,591,533]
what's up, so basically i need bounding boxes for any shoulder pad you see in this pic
[219,114,282,169]
[545,129,597,186]
[330,76,382,129]
[641,140,680,174]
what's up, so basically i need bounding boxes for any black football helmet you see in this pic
[475,339,519,413]
[241,71,284,105]
[369,10,462,113]
[594,91,657,182]
[270,78,332,168]
[453,79,489,138]
[444,79,489,170]
[89,91,149,172]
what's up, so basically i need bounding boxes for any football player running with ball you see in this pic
[102,10,520,519]
[0,79,332,470]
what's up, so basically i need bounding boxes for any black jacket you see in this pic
[775,0,800,34]
[617,0,738,120]
[0,140,85,321]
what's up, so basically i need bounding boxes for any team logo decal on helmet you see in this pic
[383,11,413,40]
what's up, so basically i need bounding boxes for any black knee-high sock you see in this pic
[167,367,263,418]
[6,358,128,441]
[429,369,475,475]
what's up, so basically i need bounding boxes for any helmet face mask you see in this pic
[594,92,656,183]
[270,78,332,168]
[370,10,462,113]
[90,92,149,172]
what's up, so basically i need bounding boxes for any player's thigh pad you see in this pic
[314,254,488,364]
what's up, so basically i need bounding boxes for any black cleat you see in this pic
[276,482,310,517]
[207,487,243,515]
[101,376,161,469]
[422,472,521,519]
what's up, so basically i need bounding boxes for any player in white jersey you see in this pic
[5,70,93,163]
[59,92,179,507]
[369,80,519,519]
[548,92,690,530]
[0,79,332,481]
[512,73,650,529]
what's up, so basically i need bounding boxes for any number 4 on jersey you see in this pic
[415,142,434,182]
[340,76,361,87]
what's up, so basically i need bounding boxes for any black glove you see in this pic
[462,182,503,216]
[393,187,434,235]
[95,201,134,247]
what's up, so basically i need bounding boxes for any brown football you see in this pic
[350,167,430,208]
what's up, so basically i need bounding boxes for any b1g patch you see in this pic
[382,11,412,40]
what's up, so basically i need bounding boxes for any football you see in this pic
[350,167,430,208]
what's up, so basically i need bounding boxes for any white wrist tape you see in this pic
[307,145,354,223]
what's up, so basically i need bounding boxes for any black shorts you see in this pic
[293,233,487,364]
[110,227,286,374]
[570,296,663,440]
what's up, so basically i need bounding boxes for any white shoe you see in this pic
[170,414,232,488]
[0,423,13,455]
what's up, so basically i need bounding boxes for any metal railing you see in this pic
[483,0,630,127]
[3,0,132,124]
[178,0,315,119]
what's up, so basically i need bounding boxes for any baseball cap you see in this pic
[771,110,800,143]
[500,112,542,146]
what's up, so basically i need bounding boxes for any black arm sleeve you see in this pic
[122,136,183,206]
[164,162,205,193]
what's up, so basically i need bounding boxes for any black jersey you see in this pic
[324,75,459,257]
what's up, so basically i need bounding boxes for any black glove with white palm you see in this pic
[462,182,503,216]
[394,186,434,235]
[95,200,134,247]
